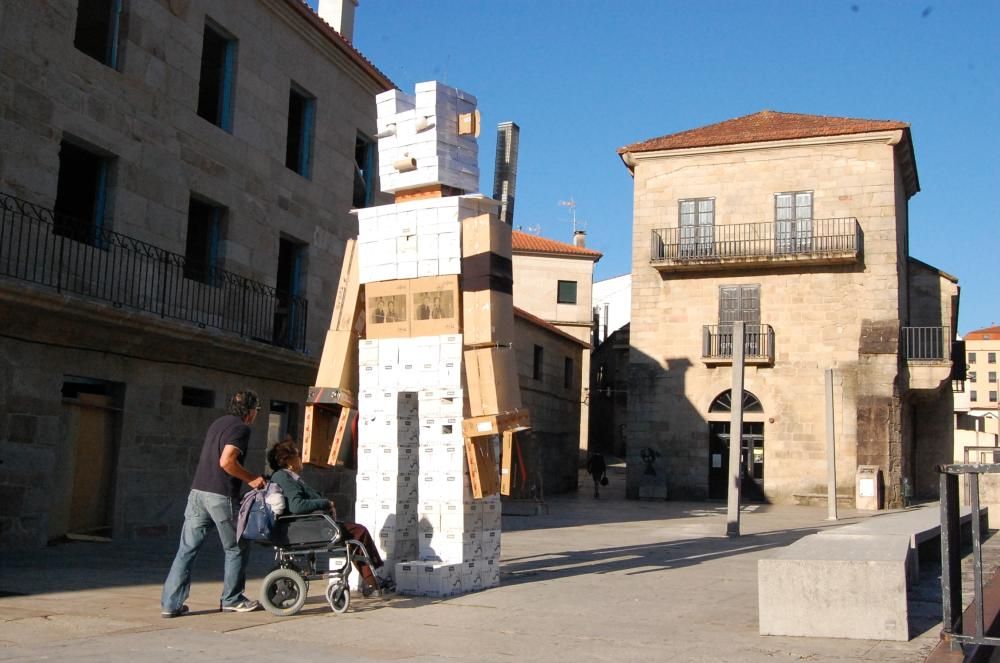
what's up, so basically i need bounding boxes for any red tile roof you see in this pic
[966,326,1000,340]
[619,111,909,155]
[512,231,602,259]
[514,307,591,349]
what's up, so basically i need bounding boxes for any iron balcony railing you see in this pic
[0,192,307,351]
[902,326,949,361]
[702,324,775,362]
[650,217,861,263]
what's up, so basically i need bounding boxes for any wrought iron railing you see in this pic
[650,217,861,262]
[0,192,307,351]
[939,463,996,650]
[702,324,775,362]
[902,326,949,361]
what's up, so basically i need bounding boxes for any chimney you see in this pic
[492,122,520,225]
[573,230,586,248]
[317,0,358,43]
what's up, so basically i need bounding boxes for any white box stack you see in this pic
[355,380,420,568]
[356,197,494,285]
[374,82,478,195]
[352,81,505,596]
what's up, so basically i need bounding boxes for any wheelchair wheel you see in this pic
[261,568,307,616]
[326,583,350,614]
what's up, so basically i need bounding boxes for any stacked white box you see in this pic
[353,81,507,597]
[355,197,494,284]
[374,82,478,195]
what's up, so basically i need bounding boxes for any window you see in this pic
[182,387,215,408]
[54,139,110,244]
[679,198,714,257]
[274,236,306,348]
[969,352,977,364]
[557,280,578,305]
[718,285,760,355]
[774,191,813,253]
[285,84,315,177]
[564,357,573,389]
[197,21,236,131]
[991,391,999,404]
[533,345,544,381]
[991,372,998,384]
[74,0,122,67]
[184,198,223,283]
[971,391,978,402]
[990,353,997,364]
[354,133,375,208]
[969,371,978,383]
[268,401,300,446]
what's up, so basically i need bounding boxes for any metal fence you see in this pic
[651,217,861,262]
[702,324,775,361]
[939,463,998,649]
[0,192,307,351]
[902,326,949,361]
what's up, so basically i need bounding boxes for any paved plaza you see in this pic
[0,465,947,662]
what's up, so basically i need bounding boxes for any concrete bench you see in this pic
[758,503,985,641]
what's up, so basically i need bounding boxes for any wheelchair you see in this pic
[257,512,377,616]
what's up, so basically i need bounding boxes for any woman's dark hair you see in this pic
[226,389,260,419]
[269,438,300,472]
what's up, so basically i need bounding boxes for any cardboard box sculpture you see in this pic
[315,81,530,597]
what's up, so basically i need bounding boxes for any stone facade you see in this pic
[512,310,588,495]
[0,0,392,546]
[512,240,599,461]
[621,123,957,507]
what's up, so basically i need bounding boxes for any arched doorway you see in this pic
[707,390,766,501]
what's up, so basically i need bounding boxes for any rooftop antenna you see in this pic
[559,198,587,234]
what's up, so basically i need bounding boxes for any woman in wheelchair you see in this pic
[268,438,393,594]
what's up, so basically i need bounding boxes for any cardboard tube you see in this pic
[393,156,417,172]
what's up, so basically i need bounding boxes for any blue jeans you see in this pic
[161,489,250,611]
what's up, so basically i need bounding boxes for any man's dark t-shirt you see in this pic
[191,414,251,499]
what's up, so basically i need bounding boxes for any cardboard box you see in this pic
[461,213,511,260]
[461,289,514,346]
[410,275,459,337]
[315,329,358,397]
[326,407,356,466]
[365,280,409,338]
[464,346,522,417]
[330,239,364,334]
[302,402,348,467]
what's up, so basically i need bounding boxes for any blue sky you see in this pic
[335,1,998,334]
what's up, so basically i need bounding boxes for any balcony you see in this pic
[702,324,775,366]
[902,326,953,391]
[650,218,862,272]
[0,192,307,352]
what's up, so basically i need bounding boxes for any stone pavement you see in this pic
[0,465,955,662]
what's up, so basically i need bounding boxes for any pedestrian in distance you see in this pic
[587,452,607,499]
[161,389,266,617]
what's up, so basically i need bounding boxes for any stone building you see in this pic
[512,230,601,461]
[511,308,589,496]
[0,0,393,547]
[617,111,959,506]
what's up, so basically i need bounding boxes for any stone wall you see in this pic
[626,136,918,503]
[0,0,387,547]
[513,316,586,495]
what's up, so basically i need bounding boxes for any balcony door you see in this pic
[679,198,714,257]
[274,236,305,348]
[719,285,760,354]
[774,191,813,253]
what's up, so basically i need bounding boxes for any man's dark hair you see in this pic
[269,438,299,472]
[227,389,260,419]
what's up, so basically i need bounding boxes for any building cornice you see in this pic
[621,129,906,168]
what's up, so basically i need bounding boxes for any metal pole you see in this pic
[727,321,745,537]
[825,369,838,520]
